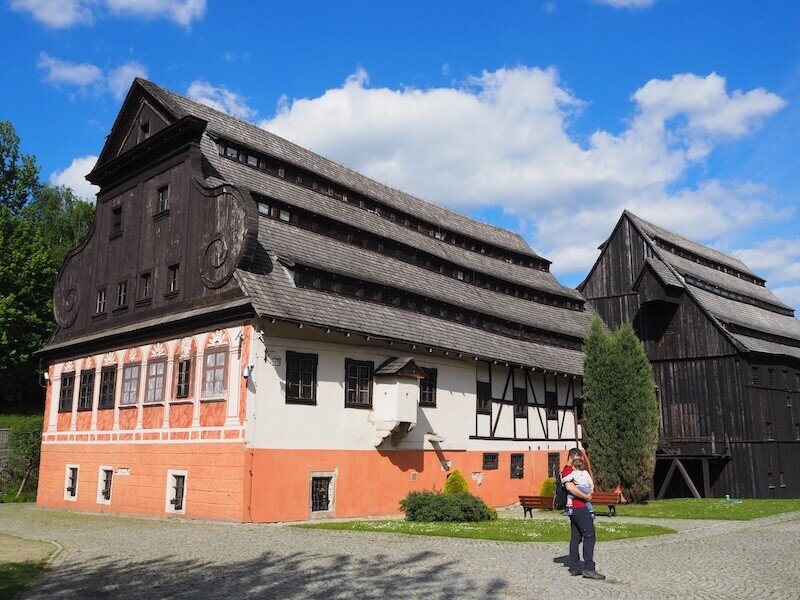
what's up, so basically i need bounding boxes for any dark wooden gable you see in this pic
[116,99,171,156]
[634,261,683,305]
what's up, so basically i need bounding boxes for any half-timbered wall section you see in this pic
[580,211,800,499]
[38,78,592,522]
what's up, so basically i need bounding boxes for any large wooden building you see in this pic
[581,211,800,499]
[36,79,594,521]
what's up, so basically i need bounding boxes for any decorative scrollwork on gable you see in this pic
[192,178,257,290]
[53,281,81,328]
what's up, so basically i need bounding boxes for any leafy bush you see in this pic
[400,491,496,522]
[0,415,42,501]
[539,477,556,497]
[442,469,470,495]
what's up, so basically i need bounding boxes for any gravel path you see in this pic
[1,504,798,599]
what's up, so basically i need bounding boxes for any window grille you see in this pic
[482,453,499,470]
[66,467,78,497]
[101,469,113,501]
[510,453,524,479]
[547,452,560,478]
[170,475,186,510]
[311,477,331,512]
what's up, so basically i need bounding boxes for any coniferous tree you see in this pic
[613,322,660,502]
[581,315,619,491]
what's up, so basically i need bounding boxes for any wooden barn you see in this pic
[36,79,595,521]
[580,211,800,499]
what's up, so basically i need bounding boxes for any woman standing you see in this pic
[561,448,605,580]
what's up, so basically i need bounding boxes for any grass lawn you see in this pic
[0,532,54,599]
[296,518,674,542]
[615,498,800,521]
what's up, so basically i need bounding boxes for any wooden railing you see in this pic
[657,433,730,458]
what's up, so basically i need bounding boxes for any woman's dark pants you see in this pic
[569,507,596,571]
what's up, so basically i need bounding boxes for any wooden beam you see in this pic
[674,458,702,499]
[657,459,679,499]
[702,458,712,498]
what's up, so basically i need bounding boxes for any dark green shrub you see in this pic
[539,477,556,496]
[442,469,470,495]
[400,490,496,522]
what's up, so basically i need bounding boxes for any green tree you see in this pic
[0,121,39,215]
[1,416,43,499]
[613,322,660,502]
[0,207,57,405]
[582,317,660,501]
[27,185,95,266]
[582,315,620,491]
[442,469,470,495]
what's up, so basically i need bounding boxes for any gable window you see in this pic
[751,367,759,386]
[139,272,151,300]
[166,470,187,514]
[513,387,527,418]
[98,467,113,504]
[767,369,775,387]
[139,120,150,141]
[145,360,166,403]
[59,373,75,412]
[203,349,227,397]
[157,186,170,213]
[286,351,317,404]
[476,381,492,414]
[116,281,128,308]
[110,206,122,238]
[78,371,95,411]
[168,264,179,294]
[510,453,524,479]
[482,452,499,470]
[96,289,106,314]
[65,465,79,500]
[121,364,140,405]
[545,390,558,420]
[246,154,258,167]
[176,359,192,398]
[225,146,238,159]
[419,367,437,407]
[344,359,373,408]
[98,366,117,409]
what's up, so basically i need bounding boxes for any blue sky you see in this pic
[2,0,799,302]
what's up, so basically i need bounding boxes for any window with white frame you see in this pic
[165,469,188,514]
[145,360,166,403]
[64,465,79,501]
[121,364,141,405]
[203,349,227,397]
[97,467,113,504]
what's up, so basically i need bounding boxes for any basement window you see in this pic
[64,465,79,501]
[166,470,187,514]
[310,475,335,517]
[510,453,524,479]
[482,452,499,470]
[97,467,113,504]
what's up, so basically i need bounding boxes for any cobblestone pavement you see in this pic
[1,504,798,599]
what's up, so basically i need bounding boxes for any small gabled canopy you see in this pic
[375,357,427,379]
[633,258,684,305]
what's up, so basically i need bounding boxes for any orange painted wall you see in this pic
[57,413,71,431]
[142,405,163,429]
[199,401,226,426]
[244,448,568,522]
[37,442,246,521]
[97,409,114,430]
[76,412,91,430]
[169,403,193,428]
[119,407,137,429]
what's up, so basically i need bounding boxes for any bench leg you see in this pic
[609,505,616,517]
[524,507,531,518]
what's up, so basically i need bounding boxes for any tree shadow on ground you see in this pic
[25,548,507,600]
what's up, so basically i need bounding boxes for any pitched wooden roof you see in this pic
[625,211,800,358]
[122,79,590,375]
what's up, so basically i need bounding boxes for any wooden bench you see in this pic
[519,491,621,517]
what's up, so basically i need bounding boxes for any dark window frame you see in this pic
[545,390,558,421]
[66,466,78,497]
[78,371,95,411]
[510,453,524,479]
[59,373,75,412]
[95,288,106,315]
[482,452,499,470]
[175,358,192,399]
[286,351,318,405]
[110,206,122,239]
[98,366,117,409]
[419,367,438,407]
[157,185,170,214]
[476,381,492,414]
[513,387,527,418]
[344,358,373,408]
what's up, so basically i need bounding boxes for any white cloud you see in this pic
[13,0,204,28]
[732,239,800,308]
[51,156,100,202]
[38,52,102,87]
[593,0,655,7]
[106,0,205,27]
[38,53,147,99]
[772,286,800,308]
[259,67,785,277]
[10,0,93,28]
[107,61,148,100]
[187,80,257,120]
